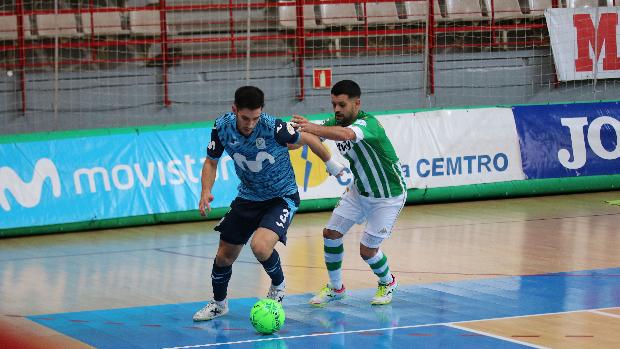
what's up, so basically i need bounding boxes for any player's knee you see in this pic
[323,228,343,240]
[250,239,272,261]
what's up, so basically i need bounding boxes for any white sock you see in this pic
[324,237,344,290]
[274,280,286,290]
[365,250,394,285]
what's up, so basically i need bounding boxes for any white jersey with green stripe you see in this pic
[323,111,406,198]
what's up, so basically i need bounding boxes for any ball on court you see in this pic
[250,299,285,334]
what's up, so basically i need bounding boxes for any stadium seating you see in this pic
[278,2,324,29]
[527,0,553,16]
[404,0,438,21]
[0,15,19,40]
[81,11,129,36]
[440,0,488,20]
[364,2,403,24]
[318,1,363,26]
[565,0,609,7]
[483,0,528,19]
[4,0,616,70]
[166,8,274,35]
[35,13,80,37]
[129,10,161,35]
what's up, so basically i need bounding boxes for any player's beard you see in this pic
[335,113,353,127]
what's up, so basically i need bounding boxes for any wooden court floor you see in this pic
[1,191,619,348]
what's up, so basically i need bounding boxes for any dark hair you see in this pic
[331,80,361,98]
[234,86,265,109]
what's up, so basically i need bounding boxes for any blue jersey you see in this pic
[207,112,301,201]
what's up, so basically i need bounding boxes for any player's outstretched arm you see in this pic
[297,132,345,176]
[199,158,218,216]
[291,115,356,141]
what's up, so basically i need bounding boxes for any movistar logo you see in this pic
[233,151,275,172]
[0,158,61,211]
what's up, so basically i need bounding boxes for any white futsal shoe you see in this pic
[267,283,286,303]
[193,300,229,321]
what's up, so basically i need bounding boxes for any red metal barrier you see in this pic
[0,0,553,108]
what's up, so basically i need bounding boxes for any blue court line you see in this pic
[29,267,620,349]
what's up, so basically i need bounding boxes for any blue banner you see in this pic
[0,128,240,229]
[512,102,620,179]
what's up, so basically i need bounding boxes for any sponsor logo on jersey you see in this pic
[233,151,275,172]
[336,141,353,154]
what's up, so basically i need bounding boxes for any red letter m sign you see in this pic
[573,13,620,72]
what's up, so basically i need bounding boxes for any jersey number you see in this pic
[275,208,290,228]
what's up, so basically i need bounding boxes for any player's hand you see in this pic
[325,158,345,177]
[199,191,214,216]
[291,115,316,133]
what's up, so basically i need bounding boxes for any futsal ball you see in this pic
[250,299,285,334]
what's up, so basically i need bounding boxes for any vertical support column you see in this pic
[88,0,97,62]
[295,0,305,100]
[159,0,171,107]
[229,0,237,55]
[490,0,496,47]
[426,0,435,95]
[15,0,27,113]
[362,1,369,49]
[551,0,560,87]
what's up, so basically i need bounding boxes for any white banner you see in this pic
[546,7,620,81]
[380,108,526,189]
[299,108,526,193]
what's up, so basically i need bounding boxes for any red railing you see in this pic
[0,0,557,112]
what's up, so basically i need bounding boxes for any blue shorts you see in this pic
[215,192,300,245]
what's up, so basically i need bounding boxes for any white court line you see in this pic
[590,309,620,319]
[447,324,549,349]
[162,306,617,349]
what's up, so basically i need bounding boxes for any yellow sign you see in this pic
[289,145,330,191]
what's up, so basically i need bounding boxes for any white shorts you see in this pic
[326,186,406,240]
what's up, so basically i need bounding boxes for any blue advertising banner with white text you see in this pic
[3,103,620,233]
[0,128,240,229]
[512,102,620,179]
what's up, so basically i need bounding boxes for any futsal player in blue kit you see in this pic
[193,86,344,321]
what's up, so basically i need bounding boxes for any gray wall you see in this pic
[2,48,619,135]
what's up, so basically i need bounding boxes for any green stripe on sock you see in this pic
[326,261,342,271]
[370,254,387,270]
[324,245,344,254]
[375,268,390,278]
